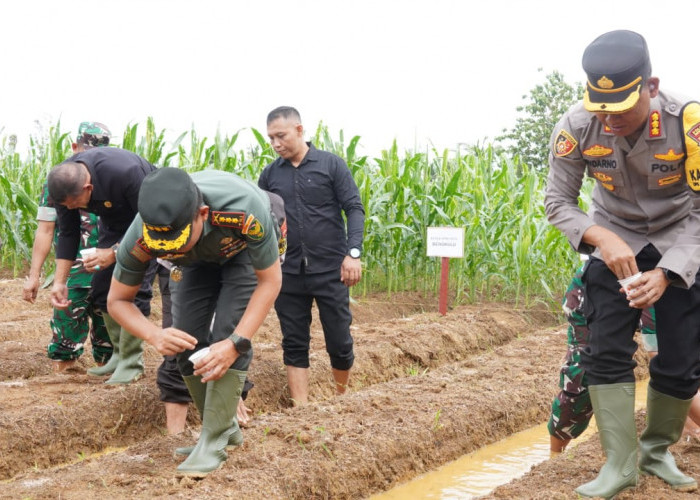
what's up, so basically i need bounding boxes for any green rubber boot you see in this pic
[87,312,120,376]
[105,327,144,385]
[176,369,246,477]
[173,374,244,456]
[575,383,638,499]
[639,386,698,492]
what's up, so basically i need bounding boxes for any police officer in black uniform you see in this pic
[48,147,158,384]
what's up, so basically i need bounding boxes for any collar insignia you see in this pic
[649,111,662,138]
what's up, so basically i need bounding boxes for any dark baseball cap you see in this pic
[582,30,651,114]
[138,167,200,253]
[76,121,111,147]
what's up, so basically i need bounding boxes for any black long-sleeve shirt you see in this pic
[258,143,365,274]
[54,148,157,260]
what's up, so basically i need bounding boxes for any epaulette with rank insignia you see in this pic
[210,211,245,229]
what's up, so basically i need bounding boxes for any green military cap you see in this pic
[138,167,200,253]
[76,121,112,147]
[582,30,651,114]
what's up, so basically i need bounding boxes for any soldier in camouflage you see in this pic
[547,261,657,454]
[548,262,700,454]
[23,122,113,372]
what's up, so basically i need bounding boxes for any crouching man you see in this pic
[107,167,282,477]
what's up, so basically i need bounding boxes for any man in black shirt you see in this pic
[47,147,158,385]
[258,106,365,405]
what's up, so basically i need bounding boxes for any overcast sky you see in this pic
[2,0,699,157]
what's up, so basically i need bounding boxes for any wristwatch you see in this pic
[348,247,361,259]
[111,243,119,256]
[229,334,252,355]
[660,267,681,285]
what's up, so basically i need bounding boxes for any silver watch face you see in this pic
[349,248,361,258]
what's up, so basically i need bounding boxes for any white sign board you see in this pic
[426,227,464,258]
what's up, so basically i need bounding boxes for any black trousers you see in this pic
[274,269,354,371]
[171,253,256,377]
[581,244,700,399]
[96,258,156,316]
[153,264,192,403]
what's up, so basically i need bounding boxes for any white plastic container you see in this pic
[188,347,210,365]
[79,247,97,258]
[618,272,643,294]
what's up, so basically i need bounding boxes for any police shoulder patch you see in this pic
[211,211,245,229]
[682,102,700,191]
[554,130,578,157]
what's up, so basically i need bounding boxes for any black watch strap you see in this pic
[230,334,252,354]
[661,267,680,284]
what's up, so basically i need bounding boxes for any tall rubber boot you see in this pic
[639,386,698,492]
[87,312,120,376]
[105,327,144,385]
[575,383,638,499]
[176,369,246,477]
[174,374,244,456]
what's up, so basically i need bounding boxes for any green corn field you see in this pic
[0,118,590,309]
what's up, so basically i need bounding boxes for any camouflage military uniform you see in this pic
[38,181,111,362]
[548,262,657,441]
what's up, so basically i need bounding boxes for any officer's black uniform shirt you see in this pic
[54,148,157,261]
[258,143,364,275]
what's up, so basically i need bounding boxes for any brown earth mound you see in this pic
[1,277,692,499]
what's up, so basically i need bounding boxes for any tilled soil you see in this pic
[0,277,695,499]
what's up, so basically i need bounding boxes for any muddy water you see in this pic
[372,381,649,500]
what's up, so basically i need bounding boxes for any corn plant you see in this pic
[0,118,584,310]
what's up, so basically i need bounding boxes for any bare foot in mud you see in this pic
[238,398,252,427]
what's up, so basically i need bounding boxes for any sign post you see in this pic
[426,227,465,315]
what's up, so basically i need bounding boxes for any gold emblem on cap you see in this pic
[104,201,112,208]
[144,223,172,232]
[596,76,614,89]
[142,223,191,251]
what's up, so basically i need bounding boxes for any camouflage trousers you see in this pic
[47,287,112,363]
[547,263,656,441]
